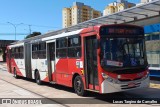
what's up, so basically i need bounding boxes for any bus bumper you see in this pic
[101,76,150,93]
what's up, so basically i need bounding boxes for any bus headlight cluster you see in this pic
[102,73,119,83]
[142,72,149,80]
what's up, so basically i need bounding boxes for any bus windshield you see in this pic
[100,37,147,70]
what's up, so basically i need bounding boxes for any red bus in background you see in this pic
[6,24,149,96]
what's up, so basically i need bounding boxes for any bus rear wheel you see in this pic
[13,68,18,79]
[74,76,86,96]
[35,71,42,85]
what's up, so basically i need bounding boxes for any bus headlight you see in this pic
[142,72,149,80]
[102,73,119,83]
[102,73,109,79]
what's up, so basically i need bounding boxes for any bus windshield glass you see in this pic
[99,26,147,70]
[100,38,147,68]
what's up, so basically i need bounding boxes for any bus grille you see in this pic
[118,77,142,82]
[120,83,141,90]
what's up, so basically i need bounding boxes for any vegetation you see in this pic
[25,32,41,39]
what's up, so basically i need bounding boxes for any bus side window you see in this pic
[68,35,81,58]
[15,47,19,59]
[19,46,24,59]
[32,43,39,59]
[39,42,46,59]
[56,38,67,58]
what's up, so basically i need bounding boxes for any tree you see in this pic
[25,32,41,39]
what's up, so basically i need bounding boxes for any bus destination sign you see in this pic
[108,28,137,35]
[100,26,144,37]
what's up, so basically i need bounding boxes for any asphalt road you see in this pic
[0,62,160,107]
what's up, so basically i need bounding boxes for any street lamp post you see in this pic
[7,22,23,40]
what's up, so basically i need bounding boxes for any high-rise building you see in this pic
[62,8,72,28]
[62,2,101,28]
[103,0,135,16]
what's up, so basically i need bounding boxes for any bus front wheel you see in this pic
[74,76,86,96]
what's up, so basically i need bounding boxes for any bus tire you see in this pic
[74,76,86,96]
[35,71,42,85]
[13,68,18,79]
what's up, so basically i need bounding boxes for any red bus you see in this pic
[6,24,149,96]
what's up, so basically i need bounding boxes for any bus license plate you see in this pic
[128,83,136,87]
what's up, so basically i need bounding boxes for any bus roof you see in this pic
[10,24,143,46]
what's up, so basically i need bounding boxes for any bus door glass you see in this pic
[47,42,56,82]
[85,36,99,90]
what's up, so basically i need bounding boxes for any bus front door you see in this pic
[47,42,56,82]
[85,36,99,91]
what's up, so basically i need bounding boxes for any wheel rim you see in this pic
[75,78,82,93]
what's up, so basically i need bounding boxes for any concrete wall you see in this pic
[146,40,160,67]
[146,40,160,51]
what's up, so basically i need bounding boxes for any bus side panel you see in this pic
[56,58,70,86]
[11,58,14,74]
[6,57,10,73]
[16,58,26,77]
[68,59,84,87]
[31,58,37,79]
[38,59,48,82]
[19,58,26,77]
[11,58,23,76]
[6,48,11,73]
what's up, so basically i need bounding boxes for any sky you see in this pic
[0,0,158,40]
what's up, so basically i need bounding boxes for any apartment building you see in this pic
[63,2,101,28]
[103,0,135,16]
